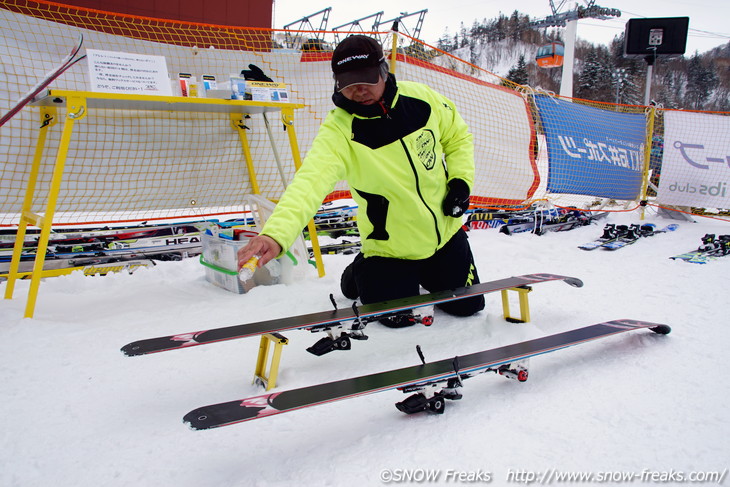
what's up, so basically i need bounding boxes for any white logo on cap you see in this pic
[337,54,370,66]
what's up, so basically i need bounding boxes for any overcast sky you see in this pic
[272,0,730,55]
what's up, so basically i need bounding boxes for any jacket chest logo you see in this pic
[415,129,436,170]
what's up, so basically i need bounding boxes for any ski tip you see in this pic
[120,343,142,357]
[564,277,584,288]
[650,324,672,335]
[183,408,215,430]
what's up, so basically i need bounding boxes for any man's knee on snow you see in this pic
[340,253,364,300]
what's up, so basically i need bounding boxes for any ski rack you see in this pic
[501,285,532,323]
[252,333,289,390]
[6,90,321,319]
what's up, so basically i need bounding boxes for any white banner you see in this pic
[87,49,172,96]
[658,111,730,208]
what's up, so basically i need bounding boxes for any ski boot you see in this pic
[638,223,657,237]
[625,223,643,240]
[716,235,730,256]
[698,234,717,252]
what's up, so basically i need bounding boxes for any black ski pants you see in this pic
[341,228,485,317]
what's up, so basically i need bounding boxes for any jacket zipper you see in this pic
[400,139,441,247]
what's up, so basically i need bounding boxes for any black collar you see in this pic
[331,73,398,118]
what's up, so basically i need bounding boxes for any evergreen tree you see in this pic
[505,55,529,86]
[459,22,469,48]
[436,31,454,52]
[431,11,727,109]
[575,46,614,102]
[685,53,718,109]
[508,11,521,41]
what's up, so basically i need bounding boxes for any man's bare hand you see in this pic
[237,235,282,270]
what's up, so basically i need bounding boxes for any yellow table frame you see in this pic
[253,333,289,390]
[4,90,325,318]
[501,285,533,323]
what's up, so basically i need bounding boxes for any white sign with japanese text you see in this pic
[658,111,730,208]
[87,49,172,96]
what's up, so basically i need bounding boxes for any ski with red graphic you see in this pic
[121,273,583,357]
[183,318,671,430]
[0,34,86,128]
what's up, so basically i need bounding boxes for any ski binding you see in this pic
[305,299,434,356]
[395,352,529,415]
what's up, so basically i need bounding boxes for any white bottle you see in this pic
[239,255,260,281]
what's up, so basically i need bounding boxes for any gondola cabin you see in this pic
[536,41,565,68]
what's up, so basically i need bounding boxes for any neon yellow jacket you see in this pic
[261,78,474,260]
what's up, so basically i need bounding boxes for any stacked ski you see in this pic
[182,319,671,430]
[313,240,361,257]
[497,209,607,236]
[670,234,730,264]
[1,222,205,276]
[466,206,550,230]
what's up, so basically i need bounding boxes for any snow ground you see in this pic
[1,209,729,487]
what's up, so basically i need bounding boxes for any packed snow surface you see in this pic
[2,210,728,486]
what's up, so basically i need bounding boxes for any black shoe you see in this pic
[340,253,363,300]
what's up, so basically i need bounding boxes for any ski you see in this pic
[600,224,643,249]
[670,234,730,264]
[601,223,679,250]
[182,318,671,430]
[121,273,583,357]
[498,210,606,236]
[0,34,86,128]
[0,243,201,276]
[312,204,357,228]
[578,223,623,250]
[465,206,550,230]
[1,239,202,263]
[0,222,203,253]
[500,218,580,235]
[0,258,155,281]
[311,240,361,257]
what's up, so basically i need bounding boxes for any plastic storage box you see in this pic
[200,231,281,294]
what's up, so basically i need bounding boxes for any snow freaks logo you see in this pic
[380,468,492,483]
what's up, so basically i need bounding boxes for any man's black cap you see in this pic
[331,35,385,91]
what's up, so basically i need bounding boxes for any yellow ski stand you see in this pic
[8,90,321,318]
[501,285,532,323]
[253,332,289,390]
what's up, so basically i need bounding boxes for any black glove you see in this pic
[442,178,470,217]
[240,64,273,82]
